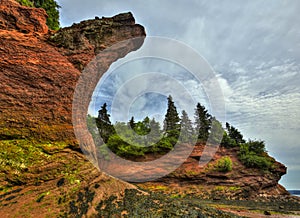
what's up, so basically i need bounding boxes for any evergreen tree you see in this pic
[135,117,151,136]
[95,103,115,143]
[139,117,161,147]
[142,116,151,133]
[194,103,212,142]
[163,95,180,139]
[129,116,136,130]
[36,0,60,30]
[179,110,195,143]
[208,117,224,145]
[225,122,245,145]
[221,131,235,148]
[86,114,101,144]
[247,140,266,155]
[149,118,161,143]
[225,122,230,132]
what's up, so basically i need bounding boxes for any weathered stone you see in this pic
[0,2,145,217]
[0,0,48,34]
[49,12,146,70]
[0,4,145,142]
[140,144,289,199]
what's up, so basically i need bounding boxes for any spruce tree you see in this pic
[134,117,151,136]
[208,117,224,145]
[142,116,151,134]
[225,122,245,145]
[129,116,136,130]
[95,103,115,143]
[179,110,195,143]
[163,95,180,139]
[194,103,212,142]
[149,118,161,142]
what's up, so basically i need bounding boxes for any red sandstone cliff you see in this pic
[0,0,145,217]
[0,0,295,217]
[139,145,289,200]
[0,0,145,142]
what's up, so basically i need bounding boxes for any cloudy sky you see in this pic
[57,0,300,190]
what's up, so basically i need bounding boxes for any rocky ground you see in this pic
[133,186,300,218]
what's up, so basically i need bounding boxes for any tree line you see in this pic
[96,96,214,144]
[92,95,215,158]
[90,95,275,170]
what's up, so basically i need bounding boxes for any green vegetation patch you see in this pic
[17,0,34,7]
[215,156,233,172]
[0,139,71,189]
[0,139,48,172]
[238,142,275,170]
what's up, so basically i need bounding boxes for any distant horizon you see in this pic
[288,190,300,198]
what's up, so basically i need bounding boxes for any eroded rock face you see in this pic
[49,12,145,70]
[48,12,145,164]
[0,1,145,217]
[140,145,289,199]
[0,30,79,141]
[0,0,48,34]
[0,4,145,142]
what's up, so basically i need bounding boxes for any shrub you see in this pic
[239,154,273,169]
[116,144,144,158]
[221,132,238,148]
[156,136,176,151]
[238,142,273,170]
[247,140,266,155]
[216,156,232,172]
[106,134,144,158]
